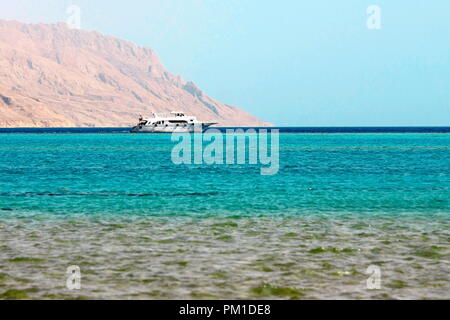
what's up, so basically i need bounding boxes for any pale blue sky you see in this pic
[2,0,449,126]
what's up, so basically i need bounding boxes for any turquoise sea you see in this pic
[0,129,449,299]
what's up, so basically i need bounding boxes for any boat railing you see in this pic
[153,113,174,118]
[153,113,188,118]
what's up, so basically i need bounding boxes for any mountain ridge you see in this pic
[0,20,271,127]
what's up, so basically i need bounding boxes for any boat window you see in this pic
[169,120,188,123]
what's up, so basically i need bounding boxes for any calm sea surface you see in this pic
[0,128,449,299]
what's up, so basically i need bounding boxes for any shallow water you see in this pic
[0,132,449,299]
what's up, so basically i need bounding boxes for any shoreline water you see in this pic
[1,214,449,299]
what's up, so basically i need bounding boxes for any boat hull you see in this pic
[130,123,216,133]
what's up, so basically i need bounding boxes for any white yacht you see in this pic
[130,111,216,133]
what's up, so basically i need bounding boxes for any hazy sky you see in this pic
[2,0,449,126]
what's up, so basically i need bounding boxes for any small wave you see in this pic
[0,191,220,197]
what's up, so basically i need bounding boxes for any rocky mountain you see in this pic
[0,20,270,127]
